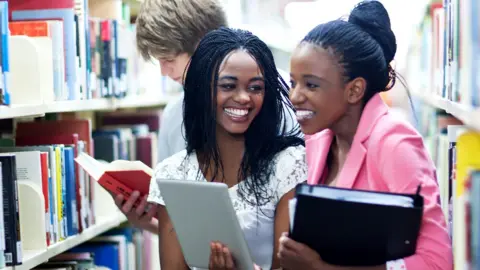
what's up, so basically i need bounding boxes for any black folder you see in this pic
[289,183,424,267]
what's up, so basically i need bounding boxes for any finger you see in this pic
[279,235,303,253]
[223,246,235,269]
[209,243,216,269]
[122,191,140,214]
[135,195,149,216]
[278,247,297,269]
[143,203,157,221]
[216,243,225,267]
[114,194,125,207]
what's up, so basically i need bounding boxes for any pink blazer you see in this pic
[305,94,453,269]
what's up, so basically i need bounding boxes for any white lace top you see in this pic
[147,145,307,270]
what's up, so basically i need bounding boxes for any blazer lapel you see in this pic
[336,141,367,189]
[336,94,388,189]
[305,130,334,185]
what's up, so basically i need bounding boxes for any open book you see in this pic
[75,152,153,205]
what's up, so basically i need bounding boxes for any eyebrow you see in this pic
[290,73,328,82]
[218,75,264,82]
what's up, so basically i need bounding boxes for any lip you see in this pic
[224,107,250,123]
[295,108,315,123]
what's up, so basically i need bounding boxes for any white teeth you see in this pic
[224,108,249,117]
[295,110,315,120]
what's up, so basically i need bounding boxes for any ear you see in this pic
[345,77,366,104]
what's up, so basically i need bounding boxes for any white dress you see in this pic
[147,145,307,270]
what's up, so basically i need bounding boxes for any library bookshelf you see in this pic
[4,212,126,270]
[412,90,480,132]
[0,91,177,270]
[0,94,179,120]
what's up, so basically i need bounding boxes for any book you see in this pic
[289,183,424,267]
[74,152,152,206]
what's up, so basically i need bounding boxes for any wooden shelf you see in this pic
[0,104,45,119]
[413,91,480,131]
[0,93,179,119]
[4,212,127,270]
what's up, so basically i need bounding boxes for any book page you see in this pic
[289,198,297,230]
[106,160,153,176]
[305,186,414,208]
[74,152,106,180]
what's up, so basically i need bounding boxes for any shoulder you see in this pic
[162,92,184,119]
[274,144,305,163]
[153,149,189,179]
[268,145,307,200]
[367,109,425,161]
[273,145,307,178]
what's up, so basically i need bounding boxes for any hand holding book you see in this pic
[75,152,159,231]
[114,192,158,233]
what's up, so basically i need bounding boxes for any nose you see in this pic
[233,89,250,104]
[289,85,305,106]
[159,61,171,77]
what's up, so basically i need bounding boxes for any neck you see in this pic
[196,127,245,184]
[216,128,245,160]
[331,105,363,153]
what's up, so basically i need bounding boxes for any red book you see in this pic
[74,153,153,208]
[40,152,50,246]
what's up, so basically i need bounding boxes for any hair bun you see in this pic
[348,0,397,64]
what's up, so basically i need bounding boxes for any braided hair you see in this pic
[183,27,303,208]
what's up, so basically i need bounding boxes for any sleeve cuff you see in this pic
[147,190,165,206]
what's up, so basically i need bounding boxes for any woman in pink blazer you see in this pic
[278,1,452,270]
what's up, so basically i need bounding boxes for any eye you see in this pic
[306,82,319,89]
[219,83,236,90]
[249,85,264,92]
[290,80,296,88]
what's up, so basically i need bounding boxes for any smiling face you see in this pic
[215,50,265,136]
[289,43,351,135]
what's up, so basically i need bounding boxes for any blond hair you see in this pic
[135,0,228,60]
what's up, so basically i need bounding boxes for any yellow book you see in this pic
[454,131,480,268]
[55,146,65,241]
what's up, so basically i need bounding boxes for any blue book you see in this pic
[64,146,78,236]
[72,242,120,270]
[0,2,10,105]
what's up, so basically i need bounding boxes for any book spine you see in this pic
[11,158,22,265]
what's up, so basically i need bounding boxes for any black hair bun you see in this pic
[348,0,397,64]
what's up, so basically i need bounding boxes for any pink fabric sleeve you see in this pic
[379,134,453,270]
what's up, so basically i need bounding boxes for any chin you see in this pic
[224,126,249,136]
[299,124,327,136]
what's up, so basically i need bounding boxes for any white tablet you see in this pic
[158,179,255,270]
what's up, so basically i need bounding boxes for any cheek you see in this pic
[252,93,264,111]
[216,91,228,109]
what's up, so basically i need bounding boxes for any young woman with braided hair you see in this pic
[278,1,453,269]
[147,27,306,270]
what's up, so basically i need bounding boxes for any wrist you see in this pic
[147,218,159,234]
